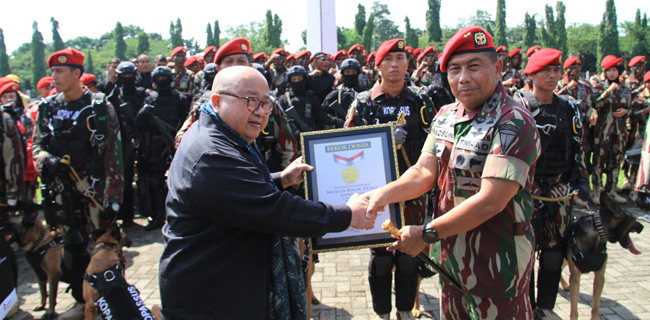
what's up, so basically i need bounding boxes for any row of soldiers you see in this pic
[1,27,650,319]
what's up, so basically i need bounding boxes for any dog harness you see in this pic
[84,262,155,320]
[567,214,608,274]
[24,226,64,283]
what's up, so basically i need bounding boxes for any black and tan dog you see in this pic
[6,214,64,320]
[566,193,644,320]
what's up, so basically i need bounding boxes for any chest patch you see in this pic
[451,152,486,171]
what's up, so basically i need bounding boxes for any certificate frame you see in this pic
[301,124,404,253]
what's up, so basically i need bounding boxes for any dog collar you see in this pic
[29,225,47,252]
[593,212,609,242]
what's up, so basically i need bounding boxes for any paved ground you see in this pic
[8,201,650,320]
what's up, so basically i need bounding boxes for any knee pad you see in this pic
[541,250,564,272]
[372,256,394,277]
[397,255,417,275]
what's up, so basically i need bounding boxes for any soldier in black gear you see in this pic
[319,59,365,129]
[108,61,146,227]
[426,59,454,111]
[136,66,189,231]
[190,63,218,108]
[277,66,322,137]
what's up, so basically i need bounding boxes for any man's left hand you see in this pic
[280,157,313,189]
[386,225,427,257]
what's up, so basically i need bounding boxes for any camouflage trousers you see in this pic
[591,132,624,192]
[582,124,595,175]
[531,177,571,249]
[635,120,650,192]
[53,176,108,246]
[440,279,533,320]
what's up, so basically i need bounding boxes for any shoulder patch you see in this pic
[498,124,519,152]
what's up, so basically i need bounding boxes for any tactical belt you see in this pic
[25,232,64,283]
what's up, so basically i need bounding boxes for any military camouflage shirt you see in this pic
[172,67,195,97]
[411,68,440,87]
[422,82,540,298]
[590,74,631,136]
[269,64,288,95]
[1,111,26,204]
[556,76,595,116]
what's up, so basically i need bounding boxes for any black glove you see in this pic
[44,156,69,177]
[635,192,650,211]
[576,182,590,202]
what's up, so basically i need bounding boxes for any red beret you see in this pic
[563,56,581,70]
[405,46,414,54]
[0,78,19,96]
[601,55,623,71]
[37,76,54,89]
[171,46,187,57]
[526,46,541,58]
[253,52,269,60]
[203,46,217,57]
[184,56,199,67]
[630,56,646,67]
[47,48,85,68]
[413,48,423,57]
[375,38,406,67]
[215,38,251,64]
[439,26,495,72]
[80,74,96,86]
[644,71,650,83]
[349,44,365,53]
[496,46,509,54]
[524,48,562,76]
[334,49,348,60]
[286,54,295,61]
[295,50,311,59]
[417,46,437,62]
[368,51,376,61]
[508,48,521,58]
[272,48,287,56]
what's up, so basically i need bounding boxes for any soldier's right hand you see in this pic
[45,156,69,177]
[568,80,579,90]
[347,193,375,230]
[607,82,620,93]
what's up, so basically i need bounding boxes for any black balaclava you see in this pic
[342,72,360,87]
[290,79,307,94]
[118,75,137,95]
[154,77,173,94]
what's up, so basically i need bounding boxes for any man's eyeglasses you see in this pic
[218,92,273,115]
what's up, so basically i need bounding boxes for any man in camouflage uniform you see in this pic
[411,46,438,87]
[516,49,589,320]
[503,49,524,89]
[365,52,380,89]
[589,55,632,204]
[634,71,650,209]
[265,48,289,96]
[170,46,195,99]
[363,27,540,320]
[622,56,648,189]
[345,38,434,320]
[33,48,124,319]
[0,78,26,219]
[192,46,218,96]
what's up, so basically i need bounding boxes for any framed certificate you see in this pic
[301,124,404,253]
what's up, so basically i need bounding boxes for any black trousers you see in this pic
[368,247,419,314]
[529,246,565,310]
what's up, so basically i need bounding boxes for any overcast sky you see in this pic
[1,0,642,55]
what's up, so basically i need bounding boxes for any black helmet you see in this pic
[116,61,137,75]
[340,59,361,72]
[251,63,266,75]
[203,63,217,77]
[152,66,174,80]
[286,66,307,79]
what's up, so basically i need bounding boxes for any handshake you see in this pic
[346,189,388,230]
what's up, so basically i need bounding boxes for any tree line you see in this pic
[0,0,647,91]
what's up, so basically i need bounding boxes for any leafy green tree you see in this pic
[51,17,65,51]
[170,18,184,48]
[362,13,375,52]
[404,16,418,48]
[213,20,221,48]
[226,21,286,55]
[631,9,649,58]
[338,27,362,50]
[426,0,442,42]
[486,24,494,38]
[495,0,508,47]
[31,22,46,89]
[302,30,307,45]
[556,1,568,55]
[598,0,620,70]
[86,51,95,75]
[566,23,599,72]
[137,31,149,54]
[355,4,367,36]
[523,12,537,48]
[371,2,402,49]
[0,28,10,77]
[114,22,127,60]
[206,23,213,48]
[264,10,283,49]
[541,4,557,49]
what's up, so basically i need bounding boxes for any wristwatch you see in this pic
[422,225,439,244]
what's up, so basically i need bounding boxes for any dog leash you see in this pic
[60,155,104,212]
[531,191,578,202]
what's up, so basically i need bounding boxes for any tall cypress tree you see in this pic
[137,31,149,54]
[362,14,375,52]
[355,4,367,36]
[206,23,213,48]
[31,22,46,87]
[556,2,568,55]
[495,0,508,46]
[51,17,65,51]
[264,11,283,49]
[598,0,620,69]
[404,16,418,48]
[114,22,127,60]
[541,4,557,49]
[426,0,442,42]
[86,51,95,75]
[213,20,221,48]
[523,12,537,48]
[0,28,10,77]
[170,18,184,48]
[632,9,650,58]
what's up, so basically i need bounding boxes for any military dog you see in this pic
[83,224,161,320]
[6,214,64,320]
[566,193,644,320]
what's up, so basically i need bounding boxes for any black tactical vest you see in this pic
[149,91,182,133]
